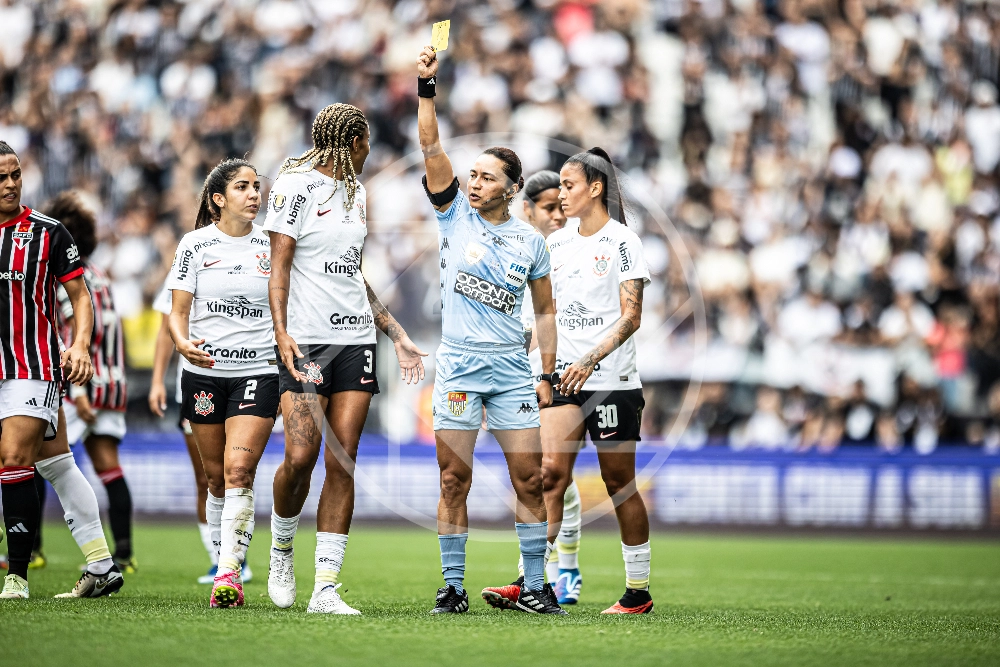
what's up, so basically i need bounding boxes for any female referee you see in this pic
[167,158,275,608]
[264,103,426,615]
[416,45,564,615]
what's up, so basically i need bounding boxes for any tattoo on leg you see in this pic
[286,393,322,447]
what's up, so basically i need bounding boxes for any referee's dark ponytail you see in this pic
[565,147,626,224]
[195,158,256,229]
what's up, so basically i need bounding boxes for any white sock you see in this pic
[206,492,224,564]
[517,553,524,578]
[545,540,558,582]
[315,532,348,592]
[35,453,113,574]
[558,480,581,570]
[218,488,254,575]
[271,508,300,551]
[622,541,651,590]
[198,522,218,565]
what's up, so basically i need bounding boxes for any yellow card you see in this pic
[432,20,450,52]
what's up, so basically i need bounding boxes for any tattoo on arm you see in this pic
[365,280,404,342]
[579,279,643,369]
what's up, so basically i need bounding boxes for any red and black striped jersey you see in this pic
[0,207,85,382]
[58,262,127,411]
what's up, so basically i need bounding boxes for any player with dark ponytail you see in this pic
[486,147,654,614]
[416,45,564,615]
[167,158,276,608]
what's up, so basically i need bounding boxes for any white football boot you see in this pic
[306,583,360,615]
[268,548,296,608]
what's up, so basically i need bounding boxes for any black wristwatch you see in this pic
[539,373,559,386]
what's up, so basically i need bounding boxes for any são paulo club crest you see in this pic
[593,252,611,277]
[193,391,215,416]
[256,252,271,276]
[448,391,468,416]
[303,361,323,385]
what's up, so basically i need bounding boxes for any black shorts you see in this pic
[548,388,644,445]
[181,371,280,424]
[276,343,380,397]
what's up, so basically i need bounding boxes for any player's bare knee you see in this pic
[542,464,569,494]
[226,464,256,489]
[602,473,636,499]
[439,468,471,505]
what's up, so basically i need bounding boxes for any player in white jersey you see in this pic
[167,158,276,608]
[517,171,587,604]
[150,284,250,585]
[551,148,652,614]
[264,103,426,615]
[417,46,564,616]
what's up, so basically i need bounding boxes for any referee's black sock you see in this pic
[99,468,133,560]
[1,467,41,579]
[32,468,46,553]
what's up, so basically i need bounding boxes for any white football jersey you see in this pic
[521,283,543,379]
[262,170,375,345]
[165,224,276,377]
[548,219,650,391]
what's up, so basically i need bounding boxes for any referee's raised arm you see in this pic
[417,45,457,212]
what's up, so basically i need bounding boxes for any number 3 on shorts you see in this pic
[244,379,257,400]
[364,349,373,373]
[596,404,618,428]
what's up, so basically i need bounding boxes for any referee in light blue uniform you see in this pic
[416,44,565,615]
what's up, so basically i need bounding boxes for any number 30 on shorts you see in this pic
[596,404,618,428]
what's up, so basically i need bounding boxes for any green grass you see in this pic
[3,522,999,666]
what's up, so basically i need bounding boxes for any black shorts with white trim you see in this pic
[275,343,379,398]
[548,388,644,445]
[181,371,279,424]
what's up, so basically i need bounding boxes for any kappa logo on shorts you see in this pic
[302,361,324,385]
[193,391,215,416]
[448,392,468,416]
[517,402,536,413]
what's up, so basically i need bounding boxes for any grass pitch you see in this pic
[2,522,998,666]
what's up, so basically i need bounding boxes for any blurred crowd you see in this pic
[2,0,1000,451]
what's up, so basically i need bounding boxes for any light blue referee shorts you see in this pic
[432,338,540,431]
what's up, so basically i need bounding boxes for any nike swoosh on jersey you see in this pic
[239,403,256,409]
[317,209,331,216]
[360,377,374,384]
[599,431,617,439]
[204,259,222,267]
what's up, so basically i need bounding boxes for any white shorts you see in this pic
[64,401,127,445]
[0,379,60,440]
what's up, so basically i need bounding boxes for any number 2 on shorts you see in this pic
[244,379,257,400]
[596,404,618,429]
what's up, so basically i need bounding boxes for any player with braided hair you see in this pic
[264,103,426,615]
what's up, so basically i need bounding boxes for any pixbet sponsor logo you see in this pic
[251,236,268,247]
[329,312,374,327]
[206,296,264,319]
[558,301,604,331]
[202,343,258,360]
[0,270,26,281]
[193,238,221,253]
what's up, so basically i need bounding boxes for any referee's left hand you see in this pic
[394,335,428,384]
[61,344,94,386]
[535,379,552,409]
[556,359,595,396]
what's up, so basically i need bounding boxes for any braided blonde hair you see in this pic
[278,103,368,210]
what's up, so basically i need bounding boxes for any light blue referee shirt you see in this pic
[437,190,550,346]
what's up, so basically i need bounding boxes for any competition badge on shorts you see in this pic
[447,391,467,416]
[302,361,324,385]
[593,252,611,277]
[193,391,215,416]
[256,252,271,276]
